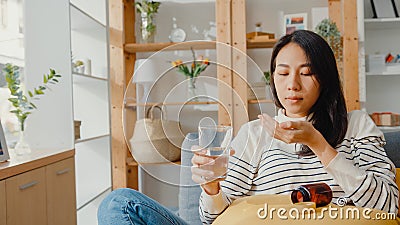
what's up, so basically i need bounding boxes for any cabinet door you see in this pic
[0,180,5,225]
[6,167,46,225]
[46,157,77,225]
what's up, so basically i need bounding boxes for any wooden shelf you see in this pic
[247,39,277,49]
[125,101,219,108]
[126,99,273,108]
[125,41,216,53]
[248,99,274,104]
[126,157,181,166]
[124,39,277,53]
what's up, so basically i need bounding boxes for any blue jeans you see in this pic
[97,188,189,225]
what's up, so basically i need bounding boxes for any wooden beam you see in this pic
[109,0,128,189]
[342,0,360,111]
[231,0,248,134]
[328,0,343,33]
[216,0,233,127]
[123,0,138,190]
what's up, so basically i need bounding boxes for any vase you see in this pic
[139,12,156,43]
[187,77,198,101]
[14,130,31,155]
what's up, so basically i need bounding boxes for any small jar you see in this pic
[291,182,333,207]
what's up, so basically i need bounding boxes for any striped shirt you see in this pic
[199,110,398,224]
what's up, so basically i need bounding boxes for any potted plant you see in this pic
[3,63,62,155]
[315,18,342,64]
[135,0,161,43]
[73,60,85,73]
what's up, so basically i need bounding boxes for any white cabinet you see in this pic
[359,0,400,114]
[69,0,111,210]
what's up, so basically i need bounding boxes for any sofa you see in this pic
[178,132,202,225]
[177,131,400,223]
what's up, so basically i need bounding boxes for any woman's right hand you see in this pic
[191,145,221,195]
[191,145,235,195]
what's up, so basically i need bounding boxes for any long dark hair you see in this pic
[270,30,348,156]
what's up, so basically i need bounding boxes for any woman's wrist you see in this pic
[309,132,338,166]
[201,182,220,195]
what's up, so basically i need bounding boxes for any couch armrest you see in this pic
[178,132,202,225]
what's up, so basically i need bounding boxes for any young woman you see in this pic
[192,30,398,224]
[97,30,398,225]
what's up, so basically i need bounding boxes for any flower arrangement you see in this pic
[171,48,210,79]
[135,0,161,42]
[3,63,62,132]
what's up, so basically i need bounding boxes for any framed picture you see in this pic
[370,0,399,18]
[0,120,10,162]
[284,13,308,35]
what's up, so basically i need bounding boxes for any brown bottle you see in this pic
[291,182,333,207]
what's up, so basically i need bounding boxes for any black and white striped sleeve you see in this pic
[326,110,398,214]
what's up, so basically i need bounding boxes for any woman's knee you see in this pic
[98,188,141,223]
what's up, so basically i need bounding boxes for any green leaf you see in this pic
[8,98,18,103]
[35,89,44,95]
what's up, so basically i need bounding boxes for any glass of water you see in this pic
[198,125,233,182]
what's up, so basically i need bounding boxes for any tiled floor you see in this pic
[77,189,111,225]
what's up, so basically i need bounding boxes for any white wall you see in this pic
[24,0,74,150]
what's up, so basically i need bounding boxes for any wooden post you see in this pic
[109,0,138,189]
[329,0,360,111]
[123,0,138,190]
[342,0,360,111]
[216,0,233,127]
[328,0,342,33]
[231,0,248,134]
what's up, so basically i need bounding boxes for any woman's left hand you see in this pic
[258,113,338,165]
[258,113,322,149]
